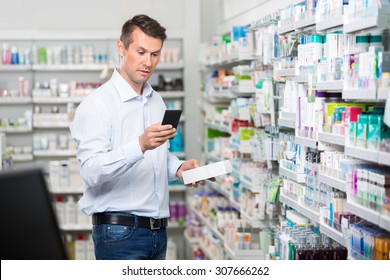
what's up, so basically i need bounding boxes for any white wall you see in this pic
[0,0,185,39]
[215,0,296,35]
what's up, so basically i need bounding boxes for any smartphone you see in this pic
[161,109,182,129]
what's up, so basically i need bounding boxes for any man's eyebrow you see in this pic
[136,46,161,54]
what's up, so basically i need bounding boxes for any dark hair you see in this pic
[120,14,167,49]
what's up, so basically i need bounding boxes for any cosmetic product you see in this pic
[307,234,322,260]
[295,235,308,260]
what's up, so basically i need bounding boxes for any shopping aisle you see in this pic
[184,0,390,260]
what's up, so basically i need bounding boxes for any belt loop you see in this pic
[133,214,139,227]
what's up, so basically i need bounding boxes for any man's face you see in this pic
[117,27,162,91]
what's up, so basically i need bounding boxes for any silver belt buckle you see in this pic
[150,218,160,230]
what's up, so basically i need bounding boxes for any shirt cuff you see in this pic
[168,158,185,181]
[121,138,144,165]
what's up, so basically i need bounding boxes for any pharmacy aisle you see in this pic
[187,0,390,260]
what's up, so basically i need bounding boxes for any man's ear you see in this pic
[116,40,125,58]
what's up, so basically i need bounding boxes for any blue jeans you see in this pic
[92,214,167,260]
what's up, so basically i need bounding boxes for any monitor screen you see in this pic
[0,167,68,260]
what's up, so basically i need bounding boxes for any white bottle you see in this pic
[55,196,65,226]
[75,234,86,260]
[65,196,76,225]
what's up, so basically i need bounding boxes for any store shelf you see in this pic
[319,222,348,247]
[168,222,185,229]
[378,151,390,166]
[279,164,306,183]
[33,150,76,157]
[377,88,389,101]
[168,185,187,192]
[32,64,108,71]
[278,112,296,129]
[12,154,33,162]
[207,89,236,100]
[204,120,230,133]
[318,172,346,192]
[33,122,72,128]
[294,16,316,30]
[156,62,184,70]
[316,81,343,92]
[0,64,31,71]
[160,91,185,98]
[240,176,262,193]
[184,230,200,245]
[224,242,264,260]
[240,210,267,228]
[50,188,83,194]
[295,136,317,148]
[277,68,295,77]
[229,85,255,97]
[316,17,343,32]
[318,132,345,146]
[0,97,32,104]
[0,126,32,133]
[279,193,320,223]
[344,13,390,34]
[206,54,259,69]
[198,241,218,260]
[60,224,91,231]
[294,74,308,83]
[32,96,85,104]
[344,145,379,164]
[229,142,251,154]
[342,89,376,100]
[345,200,380,227]
[278,118,295,129]
[277,23,294,35]
[380,215,390,232]
[171,151,186,158]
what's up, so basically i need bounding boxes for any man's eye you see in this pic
[138,52,145,55]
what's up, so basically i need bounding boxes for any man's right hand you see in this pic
[139,122,176,153]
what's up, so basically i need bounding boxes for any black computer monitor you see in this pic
[0,167,68,260]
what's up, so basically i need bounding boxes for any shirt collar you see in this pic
[111,69,154,102]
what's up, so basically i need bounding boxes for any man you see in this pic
[70,14,212,260]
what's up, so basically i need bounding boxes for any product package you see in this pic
[182,160,232,185]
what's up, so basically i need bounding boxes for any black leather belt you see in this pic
[92,212,168,230]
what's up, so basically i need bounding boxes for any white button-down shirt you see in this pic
[70,69,183,218]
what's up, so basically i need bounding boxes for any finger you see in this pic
[161,124,173,130]
[198,180,206,186]
[193,160,200,168]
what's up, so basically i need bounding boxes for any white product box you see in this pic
[182,160,232,185]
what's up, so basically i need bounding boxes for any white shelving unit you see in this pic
[294,136,317,149]
[318,172,347,193]
[279,164,306,184]
[317,132,345,146]
[319,222,348,247]
[279,193,320,223]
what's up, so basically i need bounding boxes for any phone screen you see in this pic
[161,110,182,129]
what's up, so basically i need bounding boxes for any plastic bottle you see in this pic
[356,35,369,53]
[243,228,251,250]
[295,235,308,260]
[236,227,244,250]
[322,236,335,260]
[334,242,348,260]
[369,34,383,48]
[169,129,183,152]
[307,234,322,260]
